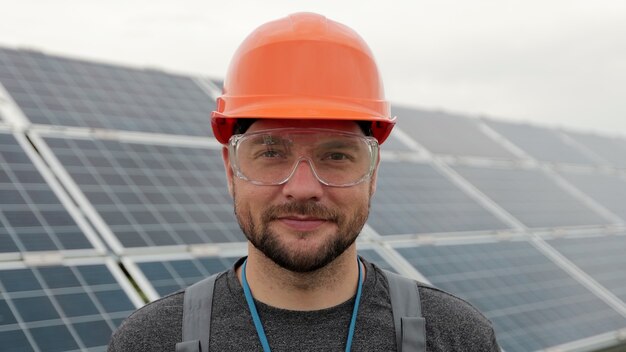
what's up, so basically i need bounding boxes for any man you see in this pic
[109,12,500,351]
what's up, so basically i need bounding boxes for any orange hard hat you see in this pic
[211,12,395,144]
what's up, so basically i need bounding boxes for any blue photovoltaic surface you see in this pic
[369,161,509,236]
[358,248,397,273]
[0,47,214,137]
[136,249,396,298]
[558,170,626,221]
[486,120,598,165]
[42,135,244,249]
[547,234,626,304]
[0,132,94,254]
[392,106,517,159]
[453,165,609,228]
[0,263,136,352]
[379,129,414,152]
[566,131,626,169]
[393,241,626,352]
[135,256,238,297]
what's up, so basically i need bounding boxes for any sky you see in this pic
[1,0,625,137]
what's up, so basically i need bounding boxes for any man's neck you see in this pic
[237,245,363,311]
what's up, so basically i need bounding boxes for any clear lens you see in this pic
[229,128,378,187]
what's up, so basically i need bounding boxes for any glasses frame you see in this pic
[227,128,379,187]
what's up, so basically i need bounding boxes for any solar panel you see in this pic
[357,247,398,273]
[486,120,598,165]
[0,259,141,352]
[369,161,509,236]
[547,234,626,304]
[126,254,241,300]
[0,130,102,258]
[210,79,224,91]
[392,240,626,352]
[453,164,609,229]
[0,48,214,137]
[127,244,399,301]
[32,132,244,253]
[392,106,516,159]
[379,129,414,152]
[558,170,626,221]
[566,131,626,168]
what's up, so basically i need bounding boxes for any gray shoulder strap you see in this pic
[383,269,426,352]
[175,273,219,352]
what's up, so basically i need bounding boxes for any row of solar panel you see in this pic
[2,48,626,169]
[2,127,626,259]
[2,46,626,352]
[2,234,625,352]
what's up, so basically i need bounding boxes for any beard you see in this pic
[234,192,370,273]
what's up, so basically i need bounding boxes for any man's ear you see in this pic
[222,146,234,198]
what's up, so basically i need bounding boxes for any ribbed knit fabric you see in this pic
[108,260,500,351]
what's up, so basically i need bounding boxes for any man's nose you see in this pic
[281,159,324,201]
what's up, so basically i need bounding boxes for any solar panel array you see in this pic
[0,259,141,352]
[1,47,625,351]
[0,130,103,259]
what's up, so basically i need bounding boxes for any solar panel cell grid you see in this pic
[453,165,609,229]
[379,129,414,152]
[392,106,516,159]
[357,248,397,273]
[41,135,244,250]
[369,161,509,236]
[0,132,95,254]
[486,120,598,165]
[558,171,626,221]
[548,235,626,304]
[393,241,626,352]
[0,263,137,352]
[0,48,215,137]
[136,256,238,297]
[566,132,626,169]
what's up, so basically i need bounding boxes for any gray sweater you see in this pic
[109,260,500,351]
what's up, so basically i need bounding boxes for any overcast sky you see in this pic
[1,0,625,136]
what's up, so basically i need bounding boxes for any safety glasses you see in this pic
[228,128,379,187]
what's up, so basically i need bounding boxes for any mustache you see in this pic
[262,202,340,223]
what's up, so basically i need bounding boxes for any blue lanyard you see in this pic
[241,258,364,352]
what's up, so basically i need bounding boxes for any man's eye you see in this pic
[260,150,283,158]
[324,152,350,161]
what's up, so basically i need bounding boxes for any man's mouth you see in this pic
[275,216,329,232]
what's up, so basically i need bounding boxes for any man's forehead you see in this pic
[246,119,363,134]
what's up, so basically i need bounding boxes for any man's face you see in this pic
[223,119,378,273]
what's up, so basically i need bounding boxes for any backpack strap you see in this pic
[383,269,426,352]
[175,273,220,352]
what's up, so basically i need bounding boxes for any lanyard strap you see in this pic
[241,258,364,352]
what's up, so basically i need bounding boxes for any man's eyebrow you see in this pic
[248,135,287,145]
[317,139,361,150]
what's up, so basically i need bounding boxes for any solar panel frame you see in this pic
[29,128,243,256]
[0,127,106,260]
[0,257,143,352]
[0,79,31,129]
[389,237,626,352]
